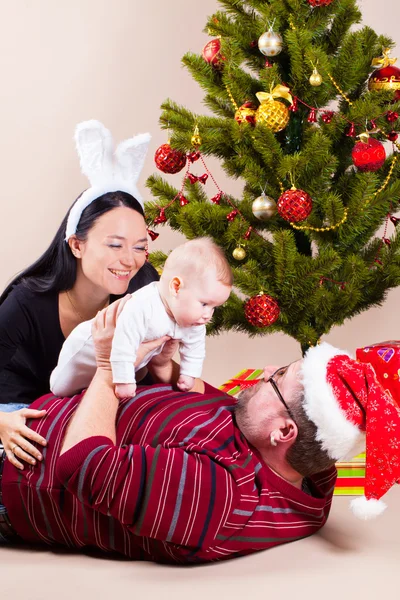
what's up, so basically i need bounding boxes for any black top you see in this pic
[0,262,159,405]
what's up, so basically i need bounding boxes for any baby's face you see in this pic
[172,271,231,328]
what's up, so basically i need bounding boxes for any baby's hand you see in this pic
[115,383,137,400]
[177,375,195,392]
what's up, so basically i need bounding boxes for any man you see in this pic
[0,304,398,561]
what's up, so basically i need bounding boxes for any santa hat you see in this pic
[301,341,400,520]
[65,120,151,241]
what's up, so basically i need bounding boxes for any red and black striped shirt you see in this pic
[2,383,336,563]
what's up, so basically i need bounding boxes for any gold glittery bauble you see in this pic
[232,246,246,261]
[191,124,202,147]
[256,99,290,132]
[252,194,277,220]
[309,68,323,87]
[258,30,283,57]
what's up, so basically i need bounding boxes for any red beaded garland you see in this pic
[154,144,187,174]
[277,188,313,223]
[244,294,280,328]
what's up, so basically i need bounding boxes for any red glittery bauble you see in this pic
[202,38,225,69]
[154,144,187,174]
[277,188,313,222]
[244,294,280,328]
[351,137,386,172]
[308,0,334,5]
[368,65,400,91]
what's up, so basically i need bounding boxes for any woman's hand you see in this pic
[0,409,47,470]
[92,295,171,370]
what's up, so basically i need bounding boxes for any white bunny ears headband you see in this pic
[65,120,151,241]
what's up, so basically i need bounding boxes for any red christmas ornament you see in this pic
[387,111,399,123]
[187,151,201,163]
[265,59,273,68]
[235,101,257,125]
[289,97,299,112]
[307,108,318,123]
[250,40,258,48]
[226,209,239,221]
[187,173,198,184]
[277,188,313,223]
[198,173,208,184]
[211,192,223,204]
[179,194,189,207]
[154,144,187,174]
[154,208,167,225]
[345,123,356,137]
[352,136,386,172]
[388,131,399,142]
[383,237,392,246]
[369,65,400,92]
[321,111,334,123]
[244,294,280,328]
[244,226,253,240]
[202,38,225,69]
[390,215,400,226]
[147,229,159,241]
[308,0,334,5]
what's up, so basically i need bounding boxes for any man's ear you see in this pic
[169,276,183,297]
[273,420,298,445]
[68,235,84,259]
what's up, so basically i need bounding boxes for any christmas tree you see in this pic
[146,0,400,354]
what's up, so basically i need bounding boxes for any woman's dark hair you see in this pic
[0,191,158,304]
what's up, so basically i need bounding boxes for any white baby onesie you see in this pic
[50,282,206,397]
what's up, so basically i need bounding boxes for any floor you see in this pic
[2,487,398,600]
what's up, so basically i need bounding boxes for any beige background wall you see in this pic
[0,0,398,387]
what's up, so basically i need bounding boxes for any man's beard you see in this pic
[234,380,263,431]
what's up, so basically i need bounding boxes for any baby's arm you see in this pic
[50,319,96,396]
[177,326,206,392]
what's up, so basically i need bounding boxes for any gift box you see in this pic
[220,369,365,496]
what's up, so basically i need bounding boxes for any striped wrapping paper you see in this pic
[219,369,365,496]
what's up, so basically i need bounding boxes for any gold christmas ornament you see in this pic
[255,86,292,133]
[252,194,277,220]
[232,246,246,261]
[309,67,323,87]
[191,124,202,147]
[258,29,283,57]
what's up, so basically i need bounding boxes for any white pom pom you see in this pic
[350,496,387,520]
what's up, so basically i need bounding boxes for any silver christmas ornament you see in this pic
[252,194,277,220]
[258,29,283,57]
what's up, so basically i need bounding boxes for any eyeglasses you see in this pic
[266,366,297,425]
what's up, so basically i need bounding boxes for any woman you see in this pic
[0,189,161,469]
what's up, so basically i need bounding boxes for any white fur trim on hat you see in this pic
[301,342,366,462]
[65,121,151,241]
[350,496,387,519]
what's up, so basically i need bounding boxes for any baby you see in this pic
[50,237,232,399]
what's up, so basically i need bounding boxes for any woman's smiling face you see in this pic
[74,205,148,295]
